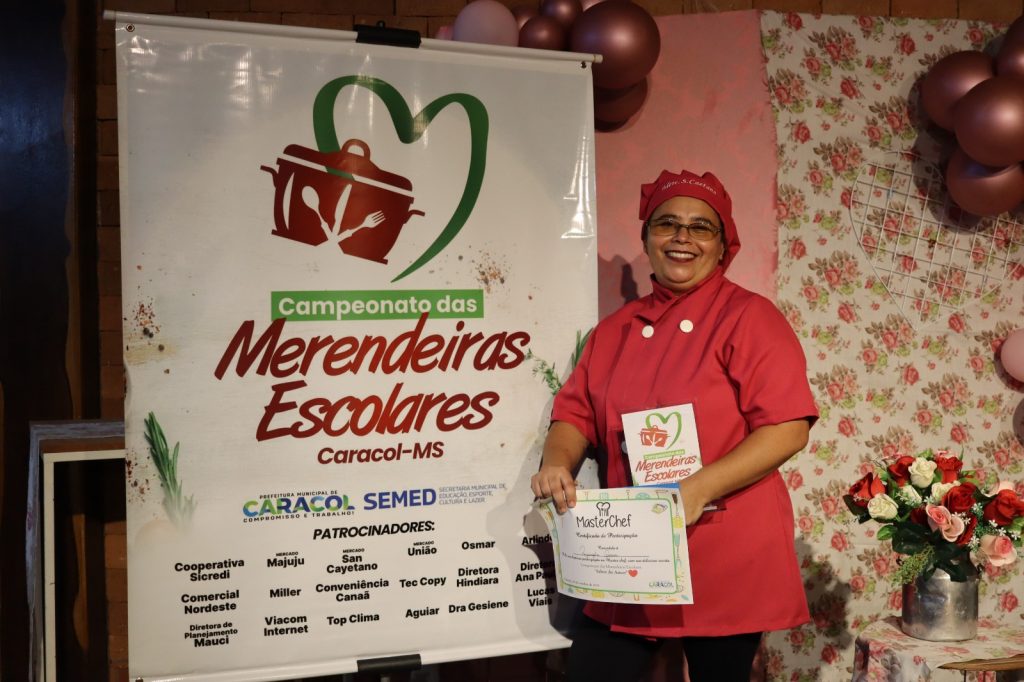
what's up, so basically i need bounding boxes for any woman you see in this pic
[531,169,818,681]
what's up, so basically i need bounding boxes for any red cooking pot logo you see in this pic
[261,75,489,281]
[261,139,425,264]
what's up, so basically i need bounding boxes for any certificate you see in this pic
[536,487,693,605]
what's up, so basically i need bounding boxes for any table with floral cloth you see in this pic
[854,616,1024,681]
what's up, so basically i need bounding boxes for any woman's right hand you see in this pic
[530,464,577,514]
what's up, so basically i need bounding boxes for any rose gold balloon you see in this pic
[519,15,567,50]
[452,0,519,46]
[512,4,538,31]
[434,25,453,40]
[945,146,1024,216]
[953,75,1024,167]
[997,40,1024,79]
[570,1,660,90]
[594,78,648,124]
[920,50,993,131]
[540,0,582,28]
[1005,15,1024,48]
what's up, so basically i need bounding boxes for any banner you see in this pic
[115,16,596,681]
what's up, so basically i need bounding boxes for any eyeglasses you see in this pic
[646,217,722,241]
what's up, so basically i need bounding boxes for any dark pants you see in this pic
[567,615,762,682]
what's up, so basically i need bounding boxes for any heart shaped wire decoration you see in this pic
[849,151,1024,328]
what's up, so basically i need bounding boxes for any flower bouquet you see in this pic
[844,449,1024,584]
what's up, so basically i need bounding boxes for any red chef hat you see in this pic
[638,169,741,271]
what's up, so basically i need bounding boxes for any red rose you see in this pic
[841,189,852,208]
[821,644,839,664]
[825,268,841,285]
[788,239,807,259]
[774,85,792,105]
[786,12,803,30]
[899,35,916,55]
[943,482,977,513]
[804,56,821,75]
[909,507,928,526]
[858,16,874,30]
[902,364,919,385]
[934,455,963,483]
[984,489,1024,526]
[1000,591,1019,612]
[848,472,885,507]
[841,78,859,98]
[830,153,846,172]
[881,330,899,350]
[887,455,916,486]
[826,43,841,61]
[831,531,850,551]
[838,303,856,323]
[793,122,811,143]
[866,125,882,142]
[948,314,965,333]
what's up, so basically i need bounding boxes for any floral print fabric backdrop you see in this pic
[760,11,1024,681]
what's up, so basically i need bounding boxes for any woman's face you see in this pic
[644,196,726,294]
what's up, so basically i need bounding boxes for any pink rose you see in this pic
[915,408,933,427]
[831,531,850,552]
[802,285,820,302]
[787,470,804,490]
[1000,591,1019,612]
[939,391,955,409]
[793,122,811,143]
[798,515,814,533]
[841,189,852,208]
[838,303,856,323]
[967,27,984,46]
[830,153,846,173]
[774,86,792,105]
[886,111,903,132]
[821,496,840,517]
[950,424,968,444]
[873,555,892,576]
[881,330,899,350]
[948,313,966,333]
[824,268,841,286]
[926,504,965,542]
[788,239,807,259]
[850,574,867,593]
[887,590,902,610]
[900,255,917,272]
[804,56,822,75]
[827,382,845,402]
[979,535,1017,567]
[838,417,857,437]
[821,644,839,664]
[902,364,919,385]
[994,449,1010,468]
[825,43,841,61]
[841,78,859,98]
[858,16,874,30]
[808,169,825,187]
[899,35,916,55]
[969,355,985,372]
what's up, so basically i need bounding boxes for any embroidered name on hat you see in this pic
[656,177,719,196]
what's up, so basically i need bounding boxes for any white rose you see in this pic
[909,458,937,488]
[898,485,922,506]
[930,481,956,503]
[868,494,899,521]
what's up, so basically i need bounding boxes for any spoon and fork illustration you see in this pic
[302,185,385,246]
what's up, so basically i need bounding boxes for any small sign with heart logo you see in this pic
[621,403,703,487]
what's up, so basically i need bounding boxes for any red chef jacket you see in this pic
[552,268,818,637]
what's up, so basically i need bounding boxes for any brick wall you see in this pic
[91,1,1021,681]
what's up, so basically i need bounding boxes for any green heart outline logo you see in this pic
[645,411,682,450]
[313,75,488,282]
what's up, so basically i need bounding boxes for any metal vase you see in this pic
[900,567,979,641]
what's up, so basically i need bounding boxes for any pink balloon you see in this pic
[519,15,567,50]
[953,75,1024,167]
[434,25,453,40]
[512,4,538,31]
[1000,328,1024,382]
[920,51,993,131]
[453,0,519,46]
[945,146,1024,216]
